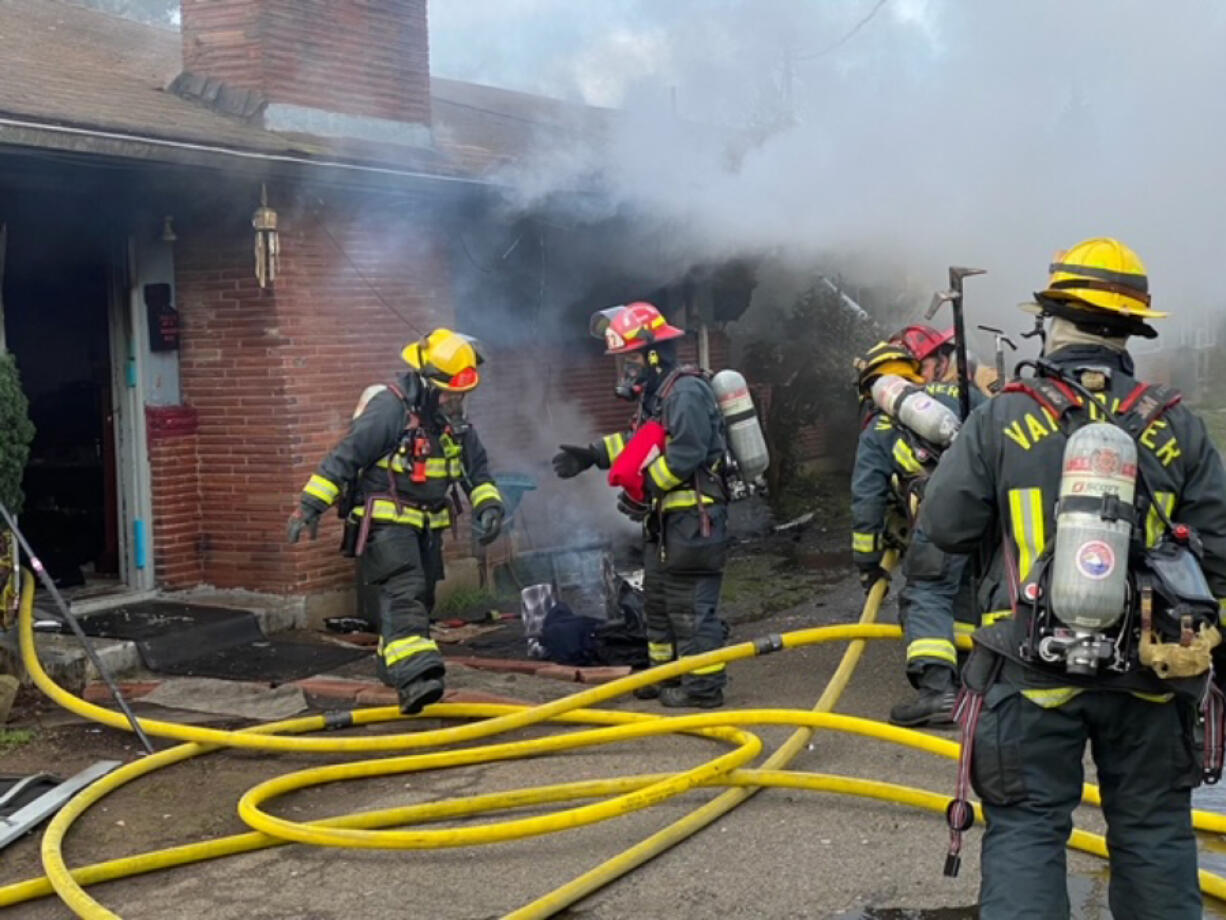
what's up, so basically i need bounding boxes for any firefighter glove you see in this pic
[616,491,650,522]
[474,506,504,546]
[552,444,596,479]
[857,562,888,596]
[287,506,322,544]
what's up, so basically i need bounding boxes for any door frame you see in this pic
[104,233,155,594]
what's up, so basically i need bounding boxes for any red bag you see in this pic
[607,420,667,502]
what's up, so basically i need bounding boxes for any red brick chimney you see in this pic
[180,0,432,143]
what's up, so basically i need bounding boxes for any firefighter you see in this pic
[896,323,999,395]
[287,329,505,715]
[922,237,1226,919]
[551,302,729,709]
[851,340,977,726]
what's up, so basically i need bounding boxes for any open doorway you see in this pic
[2,210,121,596]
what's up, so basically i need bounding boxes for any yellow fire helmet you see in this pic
[1040,237,1166,320]
[401,328,485,392]
[853,340,923,394]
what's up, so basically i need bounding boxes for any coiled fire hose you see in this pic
[3,556,1226,919]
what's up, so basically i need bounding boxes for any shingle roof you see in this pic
[0,0,609,178]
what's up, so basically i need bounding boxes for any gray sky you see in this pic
[429,1,1226,343]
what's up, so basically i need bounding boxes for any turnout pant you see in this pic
[972,685,1202,920]
[643,505,729,697]
[898,525,974,686]
[360,523,446,691]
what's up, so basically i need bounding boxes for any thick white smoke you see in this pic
[431,0,1226,349]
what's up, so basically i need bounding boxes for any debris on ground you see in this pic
[140,678,308,721]
[774,511,815,533]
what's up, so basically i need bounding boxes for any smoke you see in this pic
[464,364,641,553]
[430,0,1226,352]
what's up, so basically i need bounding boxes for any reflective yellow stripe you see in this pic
[647,456,684,491]
[658,490,717,513]
[648,642,674,663]
[1145,491,1177,548]
[1021,687,1083,708]
[1008,487,1046,582]
[906,638,957,665]
[375,456,451,478]
[603,433,626,463]
[954,622,977,636]
[449,459,464,478]
[1219,599,1226,625]
[892,438,924,475]
[1130,691,1175,704]
[852,532,880,554]
[982,610,1013,626]
[303,474,340,504]
[470,482,502,510]
[690,661,727,676]
[1023,687,1172,707]
[353,500,452,529]
[382,635,439,666]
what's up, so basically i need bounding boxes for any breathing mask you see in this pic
[614,343,675,402]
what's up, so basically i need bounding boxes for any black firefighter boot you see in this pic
[659,684,724,709]
[889,665,957,727]
[398,676,445,715]
[633,678,680,701]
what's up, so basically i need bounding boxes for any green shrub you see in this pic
[0,351,34,516]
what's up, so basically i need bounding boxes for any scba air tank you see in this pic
[1049,422,1137,631]
[870,375,961,447]
[710,370,769,482]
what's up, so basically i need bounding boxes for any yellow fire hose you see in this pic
[504,547,901,919]
[4,561,1226,919]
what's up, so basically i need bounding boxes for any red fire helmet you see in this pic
[590,302,685,355]
[895,324,955,362]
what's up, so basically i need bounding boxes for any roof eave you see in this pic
[0,116,500,195]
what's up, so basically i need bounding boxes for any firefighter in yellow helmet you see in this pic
[288,329,505,715]
[922,238,1226,918]
[851,340,980,726]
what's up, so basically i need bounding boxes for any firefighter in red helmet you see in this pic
[895,323,998,394]
[552,302,731,708]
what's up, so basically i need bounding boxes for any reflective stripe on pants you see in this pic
[361,524,445,690]
[642,508,727,696]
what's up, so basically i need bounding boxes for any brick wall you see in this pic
[274,199,451,593]
[181,0,431,124]
[157,190,738,594]
[163,191,451,594]
[146,407,203,587]
[171,215,297,591]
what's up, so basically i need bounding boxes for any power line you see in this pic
[793,0,890,62]
[311,200,426,338]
